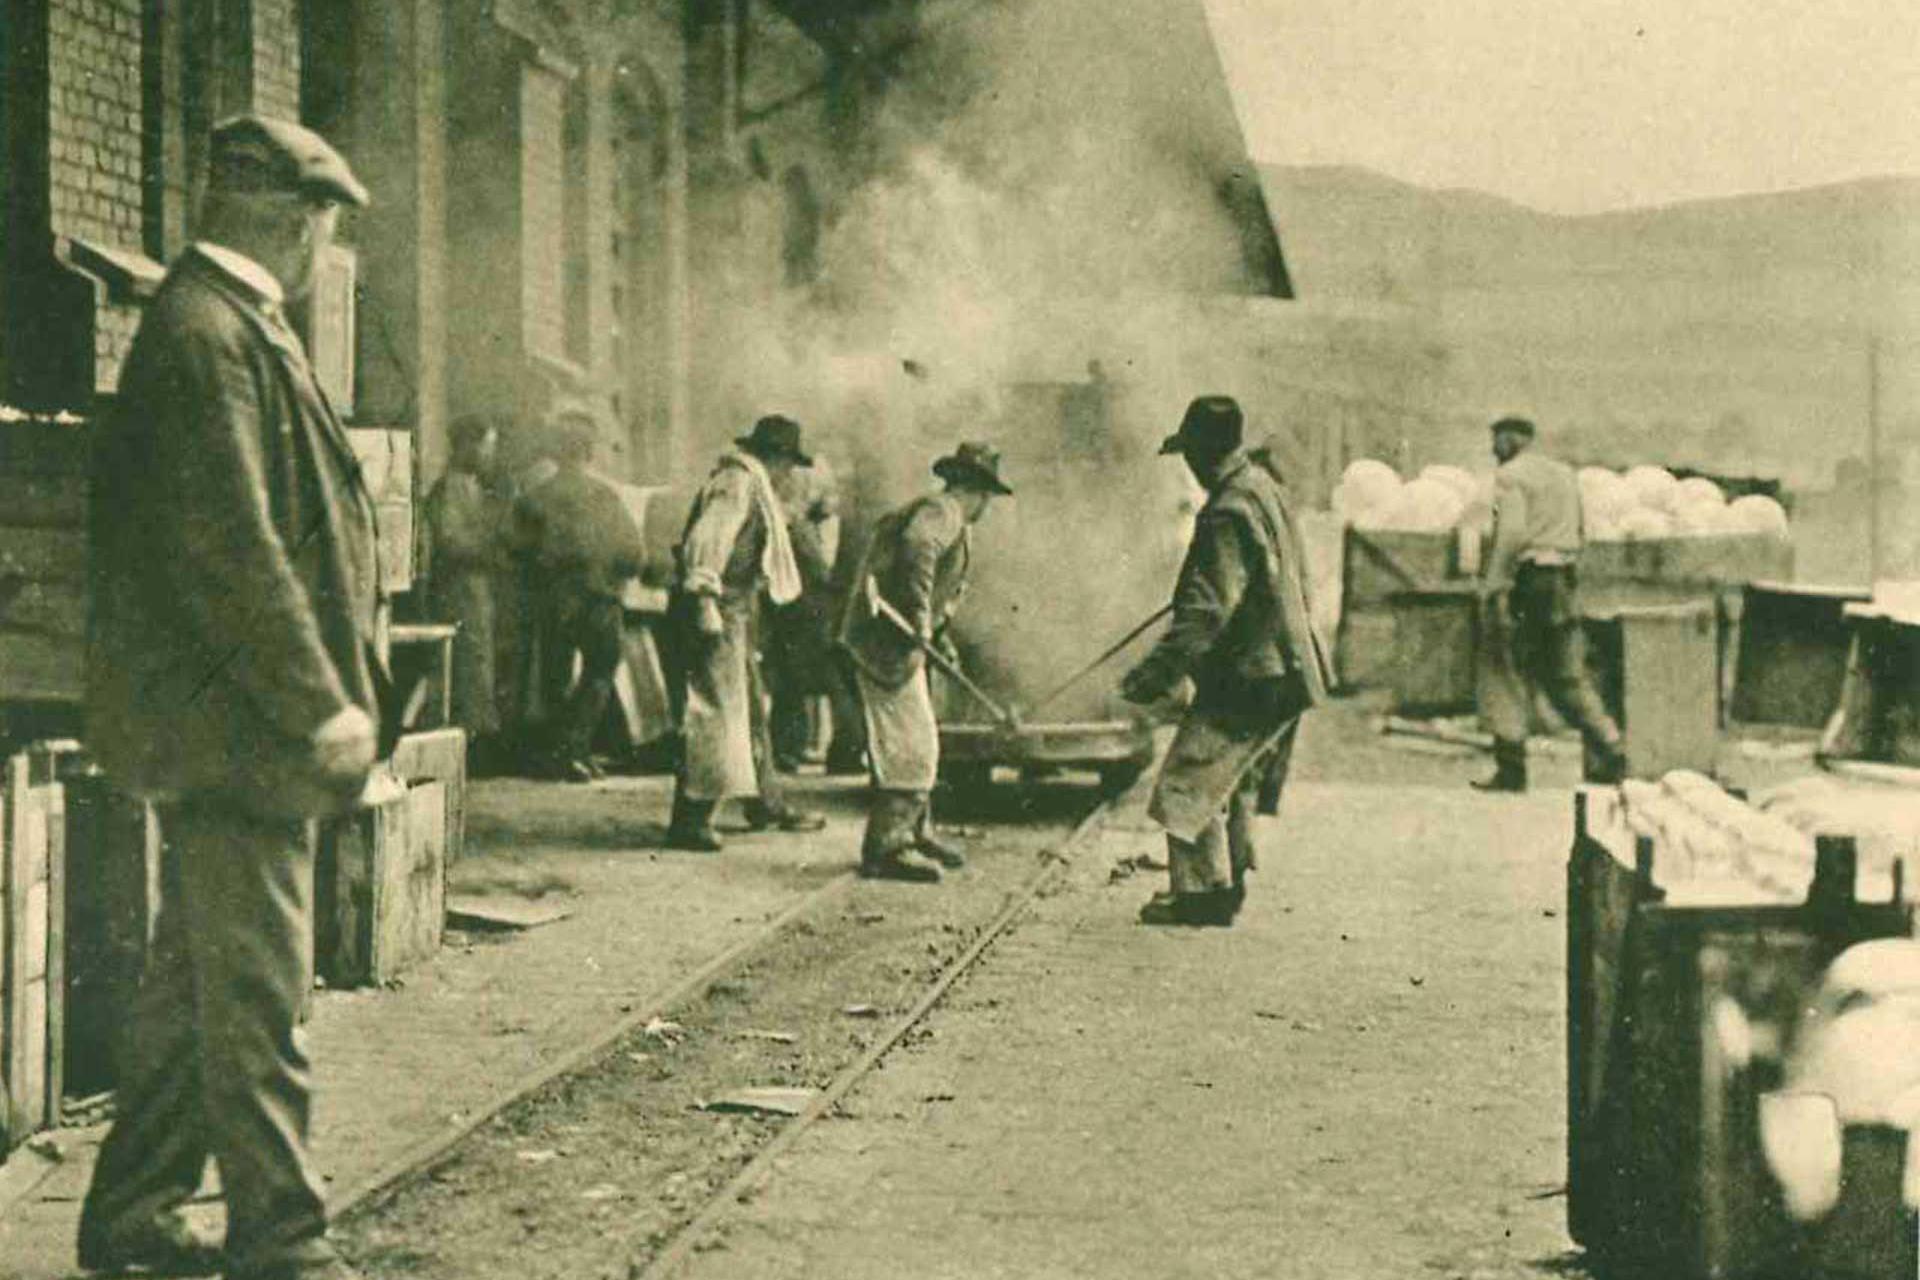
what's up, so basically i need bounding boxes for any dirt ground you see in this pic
[336,782,1098,1280]
[332,699,1646,1279]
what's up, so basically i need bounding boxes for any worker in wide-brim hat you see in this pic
[664,415,828,850]
[1121,396,1333,927]
[839,442,1012,882]
[80,114,378,1279]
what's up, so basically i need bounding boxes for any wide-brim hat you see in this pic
[209,114,370,208]
[1489,415,1536,438]
[1159,395,1245,456]
[736,414,813,466]
[932,441,1013,496]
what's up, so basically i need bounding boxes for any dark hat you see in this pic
[208,115,370,208]
[1160,395,1244,456]
[932,442,1013,496]
[736,415,813,466]
[1489,416,1537,437]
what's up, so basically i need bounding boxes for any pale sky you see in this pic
[1205,0,1920,213]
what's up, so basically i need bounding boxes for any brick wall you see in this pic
[520,65,567,364]
[251,0,303,121]
[48,0,146,388]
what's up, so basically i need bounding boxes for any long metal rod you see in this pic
[866,581,1019,726]
[1024,604,1174,718]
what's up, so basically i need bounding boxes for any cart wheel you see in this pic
[1099,760,1147,795]
[940,762,995,797]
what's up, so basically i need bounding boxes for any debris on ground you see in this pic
[854,911,888,925]
[642,1017,686,1044]
[734,1029,800,1044]
[581,1184,624,1202]
[24,1134,65,1162]
[842,1003,882,1018]
[516,1148,563,1165]
[699,1087,818,1117]
[446,896,575,932]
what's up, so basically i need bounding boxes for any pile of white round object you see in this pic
[1336,457,1789,541]
[1337,460,1481,533]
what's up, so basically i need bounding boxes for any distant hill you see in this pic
[1257,164,1920,492]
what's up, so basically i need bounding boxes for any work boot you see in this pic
[914,807,967,869]
[77,1211,222,1276]
[1137,889,1239,927]
[859,849,944,884]
[1583,740,1629,785]
[665,795,723,852]
[743,800,828,834]
[915,828,967,870]
[1472,740,1529,794]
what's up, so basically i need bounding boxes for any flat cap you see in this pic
[208,114,370,208]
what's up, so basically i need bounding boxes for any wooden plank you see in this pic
[0,424,90,478]
[4,753,32,1147]
[0,475,86,527]
[391,728,466,864]
[370,782,446,984]
[0,527,87,583]
[43,768,65,1120]
[0,633,85,703]
[0,580,87,642]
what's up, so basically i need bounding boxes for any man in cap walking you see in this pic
[664,416,828,850]
[840,443,1012,882]
[81,115,379,1279]
[1474,415,1627,791]
[1121,397,1331,926]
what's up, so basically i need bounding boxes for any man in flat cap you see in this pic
[839,443,1012,882]
[514,401,646,781]
[1121,396,1332,926]
[1475,415,1626,792]
[81,116,377,1279]
[664,416,828,850]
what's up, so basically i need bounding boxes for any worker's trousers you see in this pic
[1486,563,1623,776]
[80,796,329,1272]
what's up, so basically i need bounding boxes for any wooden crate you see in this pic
[391,727,467,864]
[1567,791,1917,1278]
[1731,583,1869,730]
[59,774,160,1095]
[315,777,448,989]
[0,420,89,706]
[1387,588,1479,714]
[1,745,68,1150]
[1586,602,1722,779]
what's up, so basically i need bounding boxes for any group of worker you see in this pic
[68,110,1621,1279]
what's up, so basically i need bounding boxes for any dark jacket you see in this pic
[87,249,383,809]
[1131,454,1331,711]
[838,492,971,687]
[515,466,646,601]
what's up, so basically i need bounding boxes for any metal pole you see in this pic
[1869,336,1883,585]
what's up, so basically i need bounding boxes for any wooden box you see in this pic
[1,745,68,1149]
[1387,588,1479,714]
[0,420,89,705]
[1587,602,1722,779]
[1731,583,1869,730]
[1568,792,1917,1278]
[391,727,467,864]
[315,777,448,988]
[59,774,160,1095]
